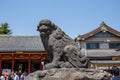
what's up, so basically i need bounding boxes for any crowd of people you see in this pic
[0,66,120,80]
[110,66,120,80]
[103,66,120,80]
[0,71,27,80]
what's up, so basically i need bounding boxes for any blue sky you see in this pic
[0,0,120,38]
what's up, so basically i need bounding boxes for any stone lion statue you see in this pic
[37,19,88,69]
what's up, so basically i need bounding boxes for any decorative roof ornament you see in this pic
[101,26,107,32]
[77,37,81,41]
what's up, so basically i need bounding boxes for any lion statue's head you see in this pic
[37,19,57,38]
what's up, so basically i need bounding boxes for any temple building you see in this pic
[75,22,120,70]
[0,35,48,74]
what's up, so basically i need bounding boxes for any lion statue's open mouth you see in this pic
[37,19,88,69]
[38,25,51,36]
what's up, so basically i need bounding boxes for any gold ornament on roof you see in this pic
[101,26,107,32]
[77,37,81,41]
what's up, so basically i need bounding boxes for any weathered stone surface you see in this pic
[25,68,109,80]
[37,19,88,69]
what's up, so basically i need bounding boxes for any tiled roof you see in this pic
[0,35,45,52]
[90,60,120,64]
[112,51,120,56]
[76,22,120,41]
[87,50,115,57]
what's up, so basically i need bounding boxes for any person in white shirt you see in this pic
[14,72,19,80]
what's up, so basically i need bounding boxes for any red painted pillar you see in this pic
[12,56,14,71]
[40,59,42,70]
[40,54,44,70]
[28,55,31,73]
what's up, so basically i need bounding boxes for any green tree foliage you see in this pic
[0,23,12,34]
